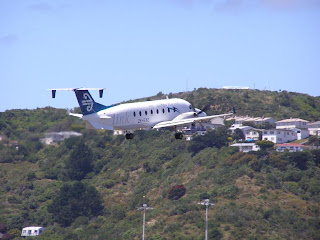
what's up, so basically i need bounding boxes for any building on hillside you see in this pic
[226,116,276,126]
[291,128,310,140]
[222,86,250,90]
[276,143,308,152]
[210,117,225,127]
[41,131,82,145]
[182,122,220,141]
[308,121,320,136]
[245,129,261,141]
[262,129,297,144]
[276,118,309,130]
[229,124,253,136]
[230,143,260,152]
[21,227,45,237]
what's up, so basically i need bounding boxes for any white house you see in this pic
[21,226,45,237]
[262,129,297,144]
[276,143,308,152]
[230,143,260,152]
[276,118,309,130]
[245,129,261,141]
[226,116,276,126]
[182,123,217,141]
[308,121,320,136]
[41,131,82,145]
[229,124,253,136]
[291,128,310,140]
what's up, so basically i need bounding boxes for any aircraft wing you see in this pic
[152,113,233,129]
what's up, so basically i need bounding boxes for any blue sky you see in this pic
[1,0,320,111]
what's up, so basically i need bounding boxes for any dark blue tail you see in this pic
[75,90,109,115]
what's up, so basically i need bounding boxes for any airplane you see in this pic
[48,88,235,139]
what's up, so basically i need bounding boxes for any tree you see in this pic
[168,185,186,200]
[188,127,229,155]
[308,135,320,148]
[65,142,94,181]
[256,140,274,151]
[233,128,245,141]
[47,182,103,227]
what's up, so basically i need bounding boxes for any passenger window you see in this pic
[168,108,170,113]
[145,110,147,115]
[133,112,136,117]
[162,109,165,114]
[157,109,159,114]
[139,111,142,116]
[151,110,153,114]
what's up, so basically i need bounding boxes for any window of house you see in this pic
[270,131,274,134]
[264,131,267,134]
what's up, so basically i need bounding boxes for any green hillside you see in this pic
[0,89,320,240]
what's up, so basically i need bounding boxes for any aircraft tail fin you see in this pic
[49,88,112,115]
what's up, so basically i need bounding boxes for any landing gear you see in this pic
[125,133,134,140]
[175,132,183,140]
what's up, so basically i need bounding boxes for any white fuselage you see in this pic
[82,98,193,131]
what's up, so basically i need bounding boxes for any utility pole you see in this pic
[198,199,215,240]
[137,204,153,240]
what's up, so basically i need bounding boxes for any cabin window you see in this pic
[133,112,136,117]
[157,109,159,114]
[145,110,147,115]
[151,110,153,115]
[139,111,142,116]
[162,108,165,114]
[168,108,170,113]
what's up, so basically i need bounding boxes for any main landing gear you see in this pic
[125,133,134,140]
[175,132,184,140]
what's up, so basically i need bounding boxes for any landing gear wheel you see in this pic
[125,133,134,140]
[175,132,183,140]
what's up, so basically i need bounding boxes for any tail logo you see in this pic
[82,93,94,112]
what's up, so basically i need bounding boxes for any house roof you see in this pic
[276,118,309,123]
[276,143,306,147]
[263,129,294,132]
[231,143,257,147]
[22,226,44,231]
[308,121,320,126]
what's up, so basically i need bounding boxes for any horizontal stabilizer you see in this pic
[48,88,105,98]
[69,113,83,118]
